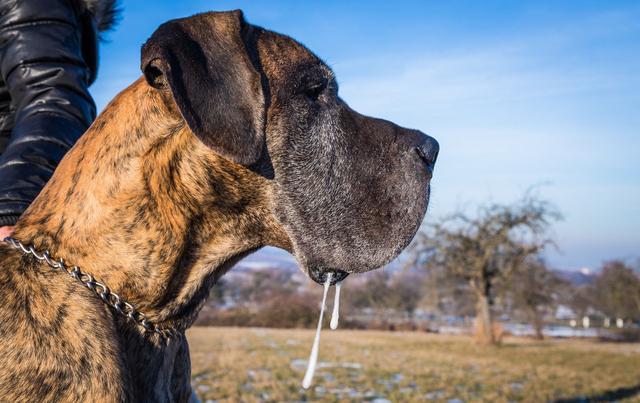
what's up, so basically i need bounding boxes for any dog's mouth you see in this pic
[308,266,349,285]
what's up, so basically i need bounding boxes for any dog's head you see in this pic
[141,10,438,284]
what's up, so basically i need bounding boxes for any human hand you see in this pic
[0,226,14,240]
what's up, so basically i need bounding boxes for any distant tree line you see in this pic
[197,270,323,329]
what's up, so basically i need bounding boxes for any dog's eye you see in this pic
[304,79,327,101]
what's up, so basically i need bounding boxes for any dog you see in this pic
[0,10,438,402]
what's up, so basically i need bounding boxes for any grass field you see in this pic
[187,327,640,402]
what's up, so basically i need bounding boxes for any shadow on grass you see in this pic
[554,383,640,402]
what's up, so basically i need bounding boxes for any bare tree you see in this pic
[506,258,566,339]
[593,260,640,322]
[388,271,424,320]
[411,193,561,344]
[414,258,476,319]
[348,271,395,312]
[563,284,595,321]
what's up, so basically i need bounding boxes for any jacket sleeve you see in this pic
[0,0,97,227]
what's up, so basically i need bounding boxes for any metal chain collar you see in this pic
[2,237,179,339]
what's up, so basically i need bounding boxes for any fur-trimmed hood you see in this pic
[78,0,120,32]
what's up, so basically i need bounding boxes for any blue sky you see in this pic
[92,1,640,271]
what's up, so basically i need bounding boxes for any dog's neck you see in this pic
[13,78,289,332]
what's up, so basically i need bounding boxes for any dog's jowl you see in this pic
[0,10,438,402]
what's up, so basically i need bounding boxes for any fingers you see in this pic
[0,226,15,240]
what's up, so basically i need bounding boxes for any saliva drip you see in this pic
[302,273,332,389]
[330,281,342,330]
[302,275,346,389]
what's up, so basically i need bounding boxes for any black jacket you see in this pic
[0,0,118,227]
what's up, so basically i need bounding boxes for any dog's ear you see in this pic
[141,10,264,166]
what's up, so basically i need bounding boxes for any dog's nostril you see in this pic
[415,136,439,170]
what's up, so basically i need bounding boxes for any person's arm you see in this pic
[0,0,97,226]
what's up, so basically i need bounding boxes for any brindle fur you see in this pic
[0,10,436,402]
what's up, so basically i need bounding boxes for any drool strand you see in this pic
[330,281,342,330]
[302,272,333,389]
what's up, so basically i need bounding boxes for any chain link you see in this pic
[2,236,179,339]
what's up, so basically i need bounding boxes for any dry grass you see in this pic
[187,327,640,402]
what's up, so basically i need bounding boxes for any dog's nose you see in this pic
[415,135,439,172]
